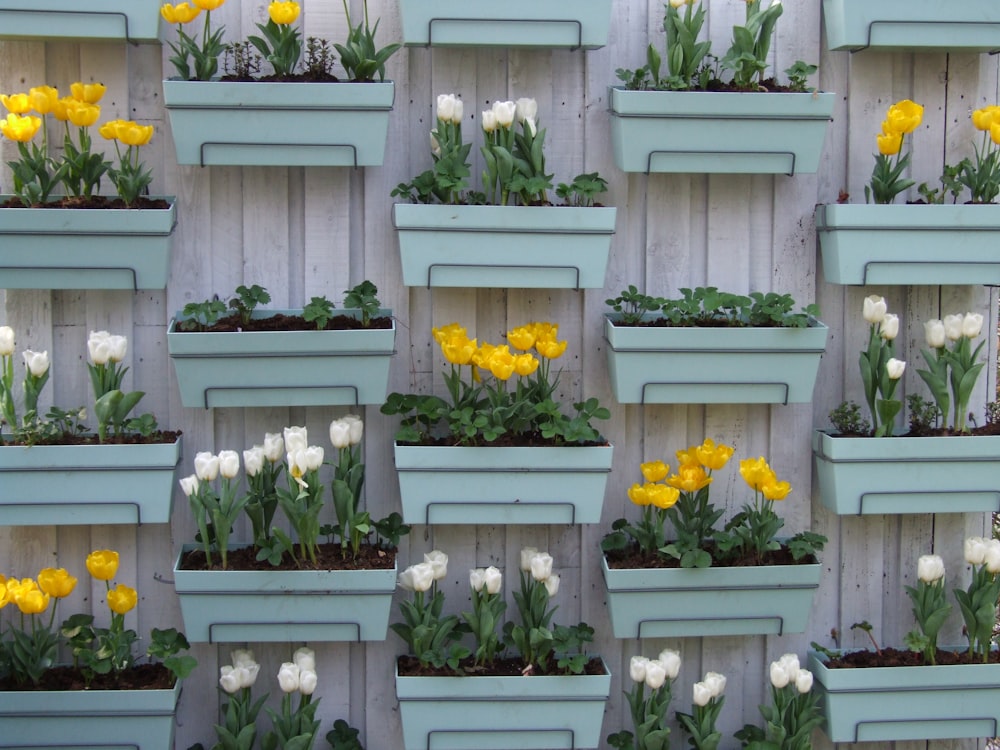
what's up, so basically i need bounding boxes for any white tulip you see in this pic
[481,109,498,133]
[240,662,260,687]
[703,671,726,697]
[283,425,308,453]
[179,474,199,497]
[263,432,284,462]
[918,554,945,583]
[399,562,435,592]
[520,547,539,571]
[243,446,265,477]
[194,452,219,482]
[769,661,790,688]
[276,662,300,693]
[543,573,560,598]
[343,414,364,444]
[965,536,989,566]
[530,552,554,582]
[88,330,112,365]
[879,313,899,341]
[669,0,688,7]
[795,669,814,694]
[515,97,537,124]
[693,681,712,707]
[524,117,537,137]
[659,649,682,679]
[492,100,516,128]
[924,319,946,349]
[644,659,667,690]
[22,350,49,377]
[469,568,486,592]
[218,450,240,479]
[231,649,257,670]
[886,358,906,380]
[298,668,318,696]
[943,314,964,341]
[483,566,502,595]
[862,295,887,324]
[962,312,984,338]
[424,550,449,580]
[107,334,127,362]
[287,449,307,475]
[986,539,1000,574]
[301,445,325,471]
[0,326,14,356]
[437,93,457,123]
[293,647,315,672]
[329,419,352,449]
[629,656,649,683]
[453,98,464,123]
[219,666,242,694]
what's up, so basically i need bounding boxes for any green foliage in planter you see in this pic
[605,286,819,328]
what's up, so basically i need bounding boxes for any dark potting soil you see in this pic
[0,196,171,210]
[408,431,609,449]
[3,430,181,447]
[0,662,175,691]
[820,647,1000,669]
[604,544,811,570]
[396,654,607,678]
[177,313,393,333]
[178,541,396,572]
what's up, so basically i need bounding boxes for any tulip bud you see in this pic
[862,295,887,324]
[88,330,111,365]
[469,568,486,592]
[530,552,554,582]
[886,358,906,380]
[986,540,1000,574]
[879,313,899,341]
[429,130,441,157]
[231,648,257,670]
[629,655,648,683]
[965,536,989,566]
[243,446,265,477]
[769,661,790,688]
[0,326,14,356]
[924,319,946,349]
[283,425,308,453]
[453,98,464,123]
[329,419,351,449]
[481,109,498,133]
[515,97,537,124]
[293,647,315,672]
[520,547,538,572]
[962,312,984,338]
[492,100,516,128]
[194,451,220,481]
[219,666,242,694]
[298,668,318,696]
[703,671,726,697]
[218,450,240,479]
[343,414,364,444]
[437,93,456,123]
[483,566,502,595]
[943,314,964,341]
[693,681,712,707]
[301,445,324,471]
[917,554,945,583]
[424,550,448,580]
[277,662,300,693]
[23,349,49,377]
[543,573,560,598]
[659,649,682,679]
[795,669,813,694]
[644,659,667,690]
[410,562,435,592]
[179,474,199,497]
[107,334,128,362]
[263,432,284,462]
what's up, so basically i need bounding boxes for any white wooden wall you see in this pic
[2,0,999,748]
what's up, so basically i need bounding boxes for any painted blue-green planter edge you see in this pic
[0,0,163,43]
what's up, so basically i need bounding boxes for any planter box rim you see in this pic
[392,203,617,231]
[395,655,610,694]
[814,428,1000,460]
[162,78,395,109]
[609,86,836,117]
[817,202,1000,231]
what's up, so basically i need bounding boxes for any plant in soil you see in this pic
[814,538,1000,669]
[161,0,399,82]
[175,280,392,333]
[178,419,408,571]
[615,0,817,94]
[606,285,819,328]
[392,549,601,677]
[607,649,683,750]
[0,549,196,692]
[391,93,610,207]
[0,326,176,447]
[735,654,822,750]
[381,320,610,447]
[675,670,727,750]
[828,294,996,437]
[602,438,826,569]
[1,82,160,209]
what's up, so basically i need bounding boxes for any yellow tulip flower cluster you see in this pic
[875,99,923,157]
[99,119,154,148]
[0,568,77,615]
[738,456,791,501]
[971,105,1000,145]
[432,321,567,382]
[0,81,107,141]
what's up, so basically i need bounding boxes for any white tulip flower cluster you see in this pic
[630,649,682,690]
[768,653,813,693]
[925,312,985,347]
[469,565,502,595]
[398,550,449,593]
[87,330,127,365]
[520,547,560,597]
[328,414,363,449]
[964,536,1000,572]
[242,432,285,477]
[692,671,727,706]
[862,295,905,381]
[277,647,318,695]
[219,648,261,695]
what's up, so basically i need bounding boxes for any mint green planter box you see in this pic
[816,203,1000,286]
[167,310,396,408]
[396,658,611,750]
[813,431,1000,515]
[823,0,1000,52]
[0,678,181,750]
[604,314,828,404]
[394,442,613,524]
[162,79,394,167]
[173,547,396,643]
[397,0,612,48]
[0,197,176,290]
[609,88,835,175]
[601,555,821,638]
[0,0,163,43]
[0,436,182,526]
[808,650,1000,742]
[393,204,616,289]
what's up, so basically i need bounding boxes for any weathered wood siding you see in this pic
[1,0,999,748]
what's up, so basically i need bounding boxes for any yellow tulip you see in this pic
[992,121,1000,148]
[876,130,903,156]
[487,347,516,380]
[0,584,7,610]
[695,438,735,471]
[531,321,559,343]
[99,119,122,139]
[507,325,536,351]
[70,82,106,104]
[86,549,120,581]
[675,446,698,467]
[640,460,669,483]
[37,567,78,599]
[15,587,49,615]
[739,456,776,492]
[432,322,466,345]
[161,2,202,24]
[66,102,101,128]
[441,334,476,365]
[116,121,154,146]
[0,93,31,114]
[648,484,681,510]
[513,353,539,376]
[268,0,301,25]
[52,96,78,122]
[761,480,791,501]
[107,583,138,615]
[472,341,496,368]
[883,99,923,135]
[0,113,42,142]
[28,85,59,115]
[628,483,650,506]
[535,338,567,359]
[191,0,225,10]
[666,464,712,493]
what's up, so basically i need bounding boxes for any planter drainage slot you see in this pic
[0,8,137,41]
[647,148,796,176]
[425,262,583,289]
[422,17,584,49]
[845,19,1000,54]
[198,141,360,168]
[850,717,998,744]
[418,726,577,750]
